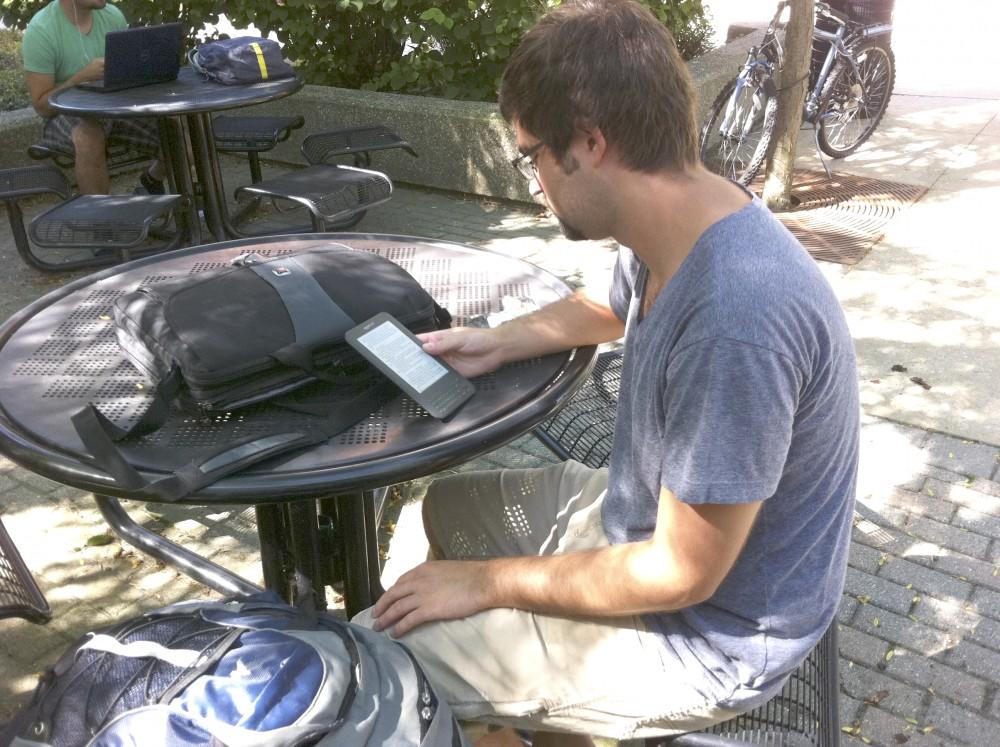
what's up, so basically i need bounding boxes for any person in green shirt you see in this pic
[22,0,165,195]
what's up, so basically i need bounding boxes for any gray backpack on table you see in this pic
[2,593,467,746]
[188,37,296,85]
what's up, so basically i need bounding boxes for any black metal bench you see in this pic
[0,516,50,625]
[534,349,841,747]
[0,165,183,272]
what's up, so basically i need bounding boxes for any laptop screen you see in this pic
[103,22,183,87]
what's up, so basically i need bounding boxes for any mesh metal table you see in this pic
[0,234,596,617]
[50,67,304,246]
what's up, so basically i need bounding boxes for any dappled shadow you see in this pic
[0,475,264,719]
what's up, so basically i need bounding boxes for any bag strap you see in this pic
[187,47,209,78]
[250,256,357,348]
[70,376,395,503]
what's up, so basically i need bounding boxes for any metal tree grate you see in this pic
[753,170,927,265]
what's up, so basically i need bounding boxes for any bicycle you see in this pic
[699,0,895,185]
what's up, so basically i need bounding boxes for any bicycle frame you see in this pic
[703,0,896,183]
[805,2,893,122]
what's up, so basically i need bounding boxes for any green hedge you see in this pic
[1,0,712,103]
[0,27,30,112]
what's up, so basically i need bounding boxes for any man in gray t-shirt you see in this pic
[606,201,858,710]
[354,1,859,744]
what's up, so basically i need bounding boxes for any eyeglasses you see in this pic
[511,141,545,181]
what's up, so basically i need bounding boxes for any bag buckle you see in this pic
[230,252,267,267]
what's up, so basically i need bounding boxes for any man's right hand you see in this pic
[77,58,106,82]
[417,327,507,378]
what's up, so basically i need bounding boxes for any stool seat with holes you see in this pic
[0,165,183,272]
[212,115,305,184]
[0,517,50,624]
[27,137,156,173]
[301,125,418,169]
[234,164,392,232]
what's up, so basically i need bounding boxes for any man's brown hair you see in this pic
[499,0,699,173]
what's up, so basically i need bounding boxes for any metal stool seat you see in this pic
[0,163,71,204]
[31,194,182,250]
[301,125,418,168]
[653,624,840,746]
[27,138,154,172]
[533,348,622,467]
[234,164,392,231]
[212,115,305,184]
[2,165,183,271]
[0,517,50,624]
[533,349,841,746]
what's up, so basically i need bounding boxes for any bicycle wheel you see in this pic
[700,74,778,185]
[817,42,895,158]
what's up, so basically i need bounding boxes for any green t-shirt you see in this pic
[22,0,128,85]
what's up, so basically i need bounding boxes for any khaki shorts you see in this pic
[353,461,739,739]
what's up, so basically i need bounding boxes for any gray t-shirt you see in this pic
[605,196,858,710]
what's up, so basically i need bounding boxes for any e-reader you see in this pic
[346,312,476,419]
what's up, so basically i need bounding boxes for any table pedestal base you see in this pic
[94,488,388,618]
[95,495,262,597]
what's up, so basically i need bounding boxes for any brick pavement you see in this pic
[1,170,999,746]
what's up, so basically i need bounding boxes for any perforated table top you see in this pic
[0,234,595,504]
[50,67,303,119]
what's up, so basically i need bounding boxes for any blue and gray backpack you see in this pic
[2,593,468,746]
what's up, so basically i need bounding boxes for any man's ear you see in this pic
[577,124,608,164]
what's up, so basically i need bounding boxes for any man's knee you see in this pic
[70,120,107,160]
[421,487,444,559]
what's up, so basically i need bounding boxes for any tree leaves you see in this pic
[1,0,713,102]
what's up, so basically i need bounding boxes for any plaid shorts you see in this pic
[38,115,160,158]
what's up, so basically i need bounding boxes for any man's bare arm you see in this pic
[417,290,625,378]
[26,62,104,118]
[371,487,762,635]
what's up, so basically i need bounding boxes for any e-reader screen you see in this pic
[355,321,448,393]
[346,312,476,419]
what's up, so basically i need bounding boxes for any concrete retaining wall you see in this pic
[0,29,759,204]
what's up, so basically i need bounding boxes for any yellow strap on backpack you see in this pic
[250,42,269,80]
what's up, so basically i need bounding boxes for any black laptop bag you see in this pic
[71,244,451,502]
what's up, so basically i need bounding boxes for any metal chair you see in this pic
[533,349,841,747]
[0,516,50,624]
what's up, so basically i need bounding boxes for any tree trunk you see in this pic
[762,0,815,210]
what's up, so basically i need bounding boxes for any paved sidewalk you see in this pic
[2,8,1000,745]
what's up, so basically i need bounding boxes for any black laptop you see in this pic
[78,23,183,92]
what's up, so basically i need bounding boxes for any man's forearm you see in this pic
[492,291,625,364]
[484,540,708,618]
[31,69,95,118]
[35,80,74,117]
[371,491,761,635]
